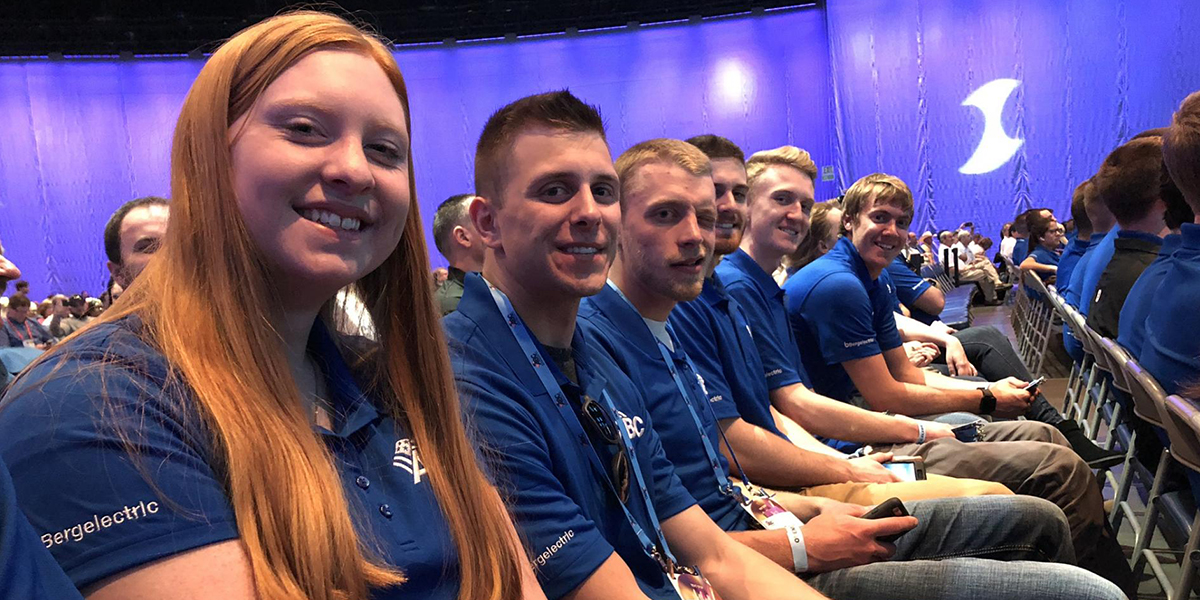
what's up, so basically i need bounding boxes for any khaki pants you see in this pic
[788,474,1011,505]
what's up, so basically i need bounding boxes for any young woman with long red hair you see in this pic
[0,11,541,600]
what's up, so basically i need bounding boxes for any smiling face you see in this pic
[710,157,748,256]
[228,49,410,308]
[618,161,717,304]
[481,128,620,301]
[845,193,912,276]
[745,165,814,259]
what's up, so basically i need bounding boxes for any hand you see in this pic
[773,494,866,521]
[800,511,919,573]
[988,378,1033,418]
[903,341,938,368]
[944,339,977,377]
[894,414,955,442]
[846,452,902,484]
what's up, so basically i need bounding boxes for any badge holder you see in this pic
[731,482,804,530]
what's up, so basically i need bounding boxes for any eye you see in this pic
[697,211,718,230]
[592,183,618,204]
[367,142,406,167]
[541,183,575,202]
[284,119,322,138]
[733,189,747,204]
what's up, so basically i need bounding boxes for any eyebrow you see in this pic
[266,97,409,142]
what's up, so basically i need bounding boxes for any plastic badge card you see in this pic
[669,568,722,600]
[733,483,804,530]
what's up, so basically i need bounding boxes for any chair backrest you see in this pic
[1026,270,1049,297]
[1100,338,1133,393]
[1126,358,1168,427]
[1163,395,1200,474]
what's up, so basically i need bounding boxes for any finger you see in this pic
[868,515,919,536]
[872,541,898,559]
[868,452,894,463]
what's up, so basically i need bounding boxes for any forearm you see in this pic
[921,369,988,390]
[700,531,828,600]
[773,410,848,458]
[722,419,853,488]
[772,384,921,444]
[894,312,954,348]
[868,380,980,416]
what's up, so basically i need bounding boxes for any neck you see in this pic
[706,252,728,278]
[740,236,783,277]
[275,303,322,391]
[450,251,485,274]
[482,262,577,348]
[1118,214,1165,237]
[609,257,675,321]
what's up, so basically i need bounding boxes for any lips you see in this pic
[558,242,607,256]
[294,202,374,233]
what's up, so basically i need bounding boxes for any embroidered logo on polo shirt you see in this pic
[615,410,645,440]
[695,373,709,396]
[844,337,876,348]
[393,438,427,484]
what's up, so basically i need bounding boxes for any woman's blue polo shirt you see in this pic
[0,316,460,598]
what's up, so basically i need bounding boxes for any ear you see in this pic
[452,224,472,248]
[469,196,504,251]
[106,261,129,289]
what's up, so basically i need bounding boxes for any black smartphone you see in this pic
[862,497,911,543]
[951,421,982,442]
[1022,376,1046,392]
[882,456,926,481]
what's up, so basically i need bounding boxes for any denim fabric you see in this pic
[805,495,1123,600]
[948,325,1065,425]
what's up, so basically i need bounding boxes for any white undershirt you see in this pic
[643,317,673,351]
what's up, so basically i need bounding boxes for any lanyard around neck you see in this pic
[484,281,679,569]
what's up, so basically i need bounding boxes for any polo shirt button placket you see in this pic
[379,503,393,519]
[355,475,370,490]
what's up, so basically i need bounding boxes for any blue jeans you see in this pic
[803,495,1125,600]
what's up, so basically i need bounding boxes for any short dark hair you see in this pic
[7,294,30,311]
[1012,212,1030,235]
[1069,180,1094,237]
[474,90,606,202]
[1094,137,1165,225]
[1131,127,1168,141]
[1162,166,1195,230]
[685,134,745,163]
[1029,218,1058,247]
[432,194,475,258]
[104,196,169,264]
[1164,91,1200,209]
[14,280,28,292]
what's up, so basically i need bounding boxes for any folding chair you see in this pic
[1127,360,1178,582]
[1152,395,1200,600]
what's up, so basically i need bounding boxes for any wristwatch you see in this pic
[979,387,997,415]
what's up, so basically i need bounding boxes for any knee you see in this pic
[1011,421,1068,446]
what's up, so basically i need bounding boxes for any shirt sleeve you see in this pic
[722,281,803,391]
[798,274,885,365]
[0,352,239,590]
[669,308,742,422]
[458,378,616,600]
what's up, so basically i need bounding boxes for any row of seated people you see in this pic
[3,10,1190,600]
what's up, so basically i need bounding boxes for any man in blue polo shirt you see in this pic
[780,172,1133,592]
[445,92,818,600]
[1118,179,1193,358]
[1086,136,1168,339]
[1143,91,1200,398]
[1062,180,1118,360]
[1057,181,1095,296]
[579,137,1124,600]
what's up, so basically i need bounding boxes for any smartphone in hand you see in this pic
[862,497,911,543]
[1022,376,1046,392]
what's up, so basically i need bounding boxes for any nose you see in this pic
[570,187,603,230]
[679,212,704,248]
[0,255,20,281]
[322,137,375,196]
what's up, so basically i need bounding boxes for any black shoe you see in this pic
[1056,420,1125,469]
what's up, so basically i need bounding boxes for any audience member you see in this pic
[781,201,842,280]
[53,295,93,338]
[581,137,1121,600]
[2,295,53,349]
[1118,173,1195,357]
[103,196,169,290]
[431,193,486,315]
[41,295,68,338]
[1056,181,1094,294]
[938,229,1002,304]
[1020,216,1063,278]
[0,12,534,599]
[13,281,29,297]
[1087,136,1168,338]
[1143,90,1200,397]
[998,221,1016,262]
[445,91,821,599]
[431,266,449,288]
[1063,175,1119,361]
[781,173,1133,590]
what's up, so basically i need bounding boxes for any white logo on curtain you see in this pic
[959,78,1024,175]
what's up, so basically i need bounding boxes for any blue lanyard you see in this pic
[485,283,679,569]
[653,328,753,495]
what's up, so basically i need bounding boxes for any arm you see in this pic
[768,382,952,444]
[1020,254,1057,274]
[892,312,976,376]
[727,504,916,574]
[909,285,945,316]
[718,417,898,487]
[662,506,829,600]
[772,410,847,458]
[85,541,257,600]
[843,348,1031,417]
[562,554,651,600]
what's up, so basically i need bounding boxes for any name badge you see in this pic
[733,482,803,530]
[22,339,38,349]
[669,567,722,600]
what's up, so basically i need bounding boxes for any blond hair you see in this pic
[745,146,818,192]
[615,138,712,204]
[15,11,522,600]
[841,173,914,224]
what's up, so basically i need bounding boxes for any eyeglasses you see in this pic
[579,395,631,504]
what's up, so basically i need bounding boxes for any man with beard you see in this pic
[579,136,1122,600]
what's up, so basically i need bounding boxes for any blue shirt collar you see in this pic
[828,236,876,285]
[724,248,784,299]
[1116,229,1163,245]
[1180,222,1200,250]
[1088,232,1108,244]
[454,272,611,400]
[307,320,382,438]
[1161,233,1183,256]
[588,283,663,355]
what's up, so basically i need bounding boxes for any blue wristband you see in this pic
[916,423,926,445]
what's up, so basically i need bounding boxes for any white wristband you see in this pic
[784,524,808,573]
